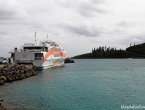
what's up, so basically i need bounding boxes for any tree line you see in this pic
[73,43,145,59]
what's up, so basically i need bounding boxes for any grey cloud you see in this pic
[90,0,105,4]
[77,0,106,17]
[61,24,101,37]
[122,35,145,46]
[0,31,8,35]
[0,45,7,48]
[57,0,106,17]
[0,8,17,20]
[116,21,134,28]
[78,5,106,17]
[108,21,135,35]
[0,1,27,20]
[111,28,127,34]
[0,31,8,40]
[131,36,145,43]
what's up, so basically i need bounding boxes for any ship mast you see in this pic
[46,34,48,41]
[35,32,37,44]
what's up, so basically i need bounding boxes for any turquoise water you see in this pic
[1,59,145,110]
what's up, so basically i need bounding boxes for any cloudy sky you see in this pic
[0,0,145,57]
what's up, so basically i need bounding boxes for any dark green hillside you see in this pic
[126,43,145,55]
[73,43,145,59]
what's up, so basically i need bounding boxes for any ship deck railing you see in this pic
[11,49,48,52]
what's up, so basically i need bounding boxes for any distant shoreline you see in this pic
[72,43,145,59]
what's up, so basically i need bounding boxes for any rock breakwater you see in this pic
[65,58,75,63]
[0,64,37,85]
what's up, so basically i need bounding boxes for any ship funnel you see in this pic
[14,47,17,52]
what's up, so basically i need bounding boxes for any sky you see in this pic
[0,0,145,57]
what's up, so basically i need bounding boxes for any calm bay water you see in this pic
[1,59,145,110]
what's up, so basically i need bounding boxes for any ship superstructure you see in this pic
[9,37,67,69]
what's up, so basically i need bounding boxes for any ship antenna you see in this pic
[47,34,48,41]
[35,32,37,44]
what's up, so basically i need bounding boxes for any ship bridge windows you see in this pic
[54,54,61,57]
[35,53,43,60]
[51,47,61,51]
[24,47,48,52]
[24,47,42,49]
[24,47,42,50]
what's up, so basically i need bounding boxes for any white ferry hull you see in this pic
[14,52,66,70]
[41,58,65,69]
[10,38,67,70]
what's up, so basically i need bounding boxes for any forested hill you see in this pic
[73,43,145,59]
[126,43,145,55]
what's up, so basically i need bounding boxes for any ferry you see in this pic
[9,34,67,69]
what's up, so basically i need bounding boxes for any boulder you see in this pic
[0,64,37,85]
[65,58,75,63]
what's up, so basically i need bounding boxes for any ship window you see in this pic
[45,47,48,52]
[11,53,15,57]
[35,53,43,60]
[24,47,42,50]
[51,47,61,51]
[54,54,61,57]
